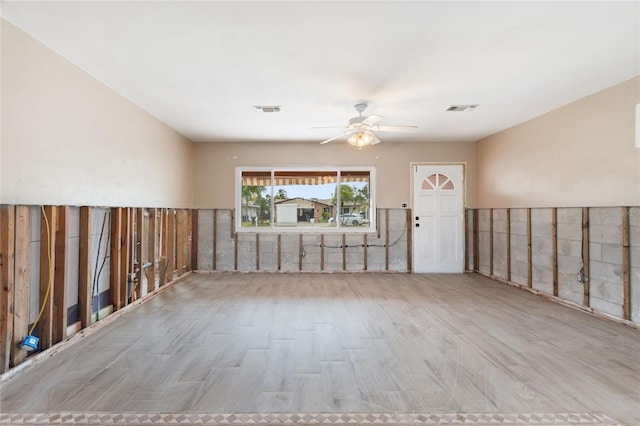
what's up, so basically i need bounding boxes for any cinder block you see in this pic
[197,241,213,270]
[558,272,584,305]
[601,244,622,265]
[557,208,582,224]
[532,236,553,255]
[590,208,624,226]
[590,260,623,288]
[631,264,640,323]
[590,242,602,261]
[237,234,257,271]
[557,222,582,241]
[532,265,553,294]
[590,224,622,245]
[511,208,528,222]
[557,238,582,258]
[558,255,582,275]
[478,210,491,232]
[531,208,552,224]
[531,223,552,238]
[589,296,623,318]
[259,236,278,272]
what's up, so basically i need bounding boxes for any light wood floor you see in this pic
[1,273,638,424]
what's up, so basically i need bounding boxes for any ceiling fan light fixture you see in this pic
[347,130,374,149]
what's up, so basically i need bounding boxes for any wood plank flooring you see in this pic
[0,273,638,425]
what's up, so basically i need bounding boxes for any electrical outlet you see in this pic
[401,202,408,208]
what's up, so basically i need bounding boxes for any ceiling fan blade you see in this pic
[320,130,355,145]
[371,125,417,133]
[370,133,382,145]
[361,114,383,126]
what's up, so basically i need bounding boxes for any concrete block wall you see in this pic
[467,206,639,326]
[530,209,553,294]
[556,208,583,305]
[465,209,474,271]
[196,208,410,273]
[492,209,508,281]
[509,209,528,287]
[477,209,491,275]
[631,207,640,323]
[589,208,624,318]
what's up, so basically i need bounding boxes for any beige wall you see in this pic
[193,141,476,209]
[1,20,195,208]
[476,76,640,208]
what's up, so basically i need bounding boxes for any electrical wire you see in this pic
[302,218,408,251]
[28,206,53,337]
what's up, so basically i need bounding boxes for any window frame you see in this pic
[235,166,376,233]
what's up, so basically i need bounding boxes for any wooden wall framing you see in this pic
[0,204,197,375]
[468,206,637,328]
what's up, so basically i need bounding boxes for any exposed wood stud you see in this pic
[166,209,174,282]
[342,234,346,271]
[110,208,122,310]
[188,210,195,271]
[213,210,217,271]
[119,208,131,308]
[159,209,167,286]
[230,209,235,239]
[552,208,558,297]
[256,233,260,271]
[363,234,368,271]
[277,234,281,271]
[299,234,303,271]
[78,207,91,329]
[376,208,381,239]
[176,209,184,277]
[11,206,29,367]
[622,207,631,320]
[406,208,412,273]
[147,208,157,294]
[473,210,479,272]
[320,234,324,271]
[234,232,238,271]
[489,209,494,277]
[135,208,144,300]
[0,206,15,372]
[582,207,590,307]
[385,209,390,271]
[53,206,68,344]
[527,208,533,289]
[39,205,57,349]
[506,208,511,282]
[464,209,469,272]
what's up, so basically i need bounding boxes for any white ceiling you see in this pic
[2,1,639,144]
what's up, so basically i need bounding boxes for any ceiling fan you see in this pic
[314,103,417,148]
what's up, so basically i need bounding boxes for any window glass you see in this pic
[241,171,271,228]
[238,167,374,231]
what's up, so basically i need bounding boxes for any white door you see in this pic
[413,165,464,273]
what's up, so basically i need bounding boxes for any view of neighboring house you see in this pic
[240,201,259,223]
[274,197,333,222]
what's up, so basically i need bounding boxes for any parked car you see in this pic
[339,213,367,226]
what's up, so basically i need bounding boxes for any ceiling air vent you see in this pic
[446,104,478,112]
[254,105,281,113]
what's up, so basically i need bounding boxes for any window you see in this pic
[237,167,375,231]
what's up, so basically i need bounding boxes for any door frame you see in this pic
[410,162,467,273]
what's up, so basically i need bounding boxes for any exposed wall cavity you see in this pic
[197,209,411,273]
[468,206,639,326]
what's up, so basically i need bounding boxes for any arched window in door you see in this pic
[421,173,455,191]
